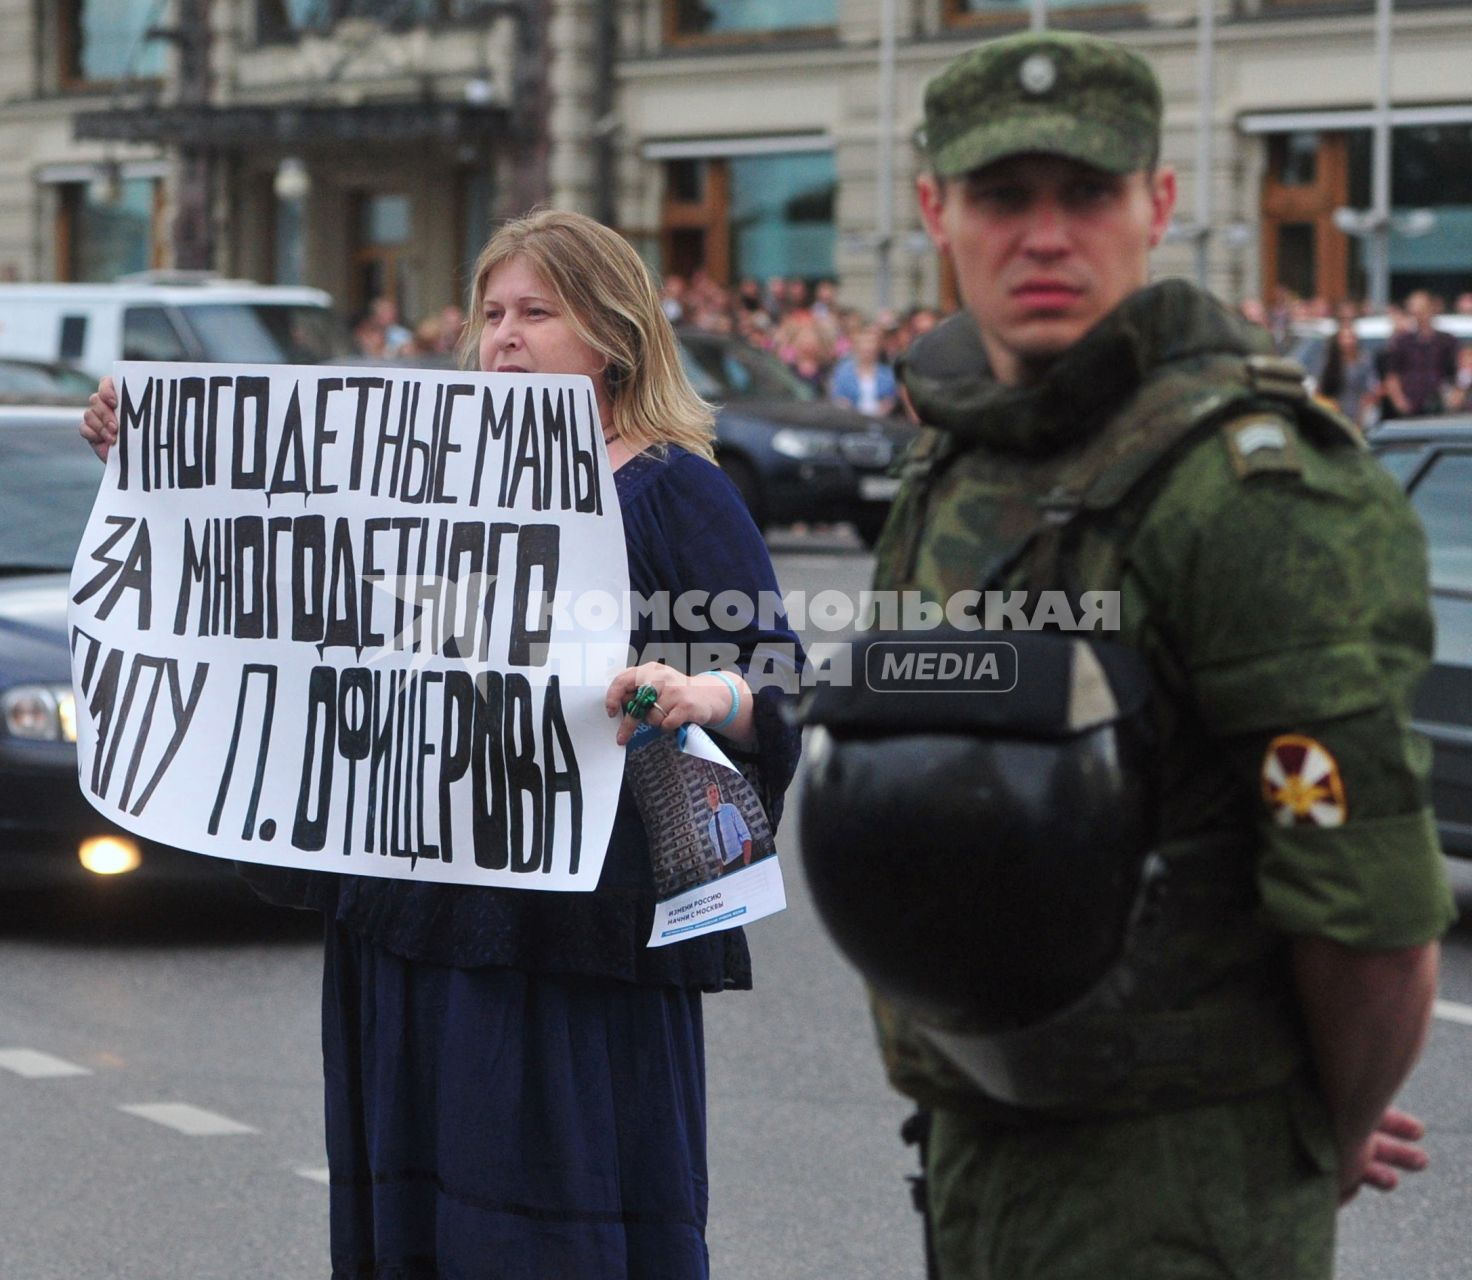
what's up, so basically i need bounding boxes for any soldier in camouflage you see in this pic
[865,29,1454,1279]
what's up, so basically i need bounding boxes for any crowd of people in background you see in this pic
[350,274,1472,431]
[1239,286,1472,428]
[655,270,938,418]
[351,295,466,362]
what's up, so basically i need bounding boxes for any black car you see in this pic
[334,337,918,545]
[678,330,917,545]
[0,406,241,890]
[1370,417,1472,857]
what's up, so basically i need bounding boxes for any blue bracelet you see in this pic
[704,669,741,731]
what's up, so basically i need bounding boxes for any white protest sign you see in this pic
[68,362,629,891]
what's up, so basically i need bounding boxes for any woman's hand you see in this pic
[604,664,755,749]
[80,376,118,463]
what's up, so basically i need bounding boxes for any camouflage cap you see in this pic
[923,30,1162,178]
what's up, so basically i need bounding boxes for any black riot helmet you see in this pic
[799,629,1158,1033]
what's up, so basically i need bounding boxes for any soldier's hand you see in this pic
[1339,1106,1428,1204]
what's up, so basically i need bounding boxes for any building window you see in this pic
[660,150,836,287]
[663,159,726,282]
[1259,133,1348,306]
[60,0,167,86]
[459,166,496,300]
[58,178,160,282]
[665,0,837,43]
[354,192,413,317]
[944,0,1140,26]
[1258,123,1472,307]
[1345,124,1472,304]
[1273,223,1317,302]
[1259,1,1374,10]
[729,152,836,284]
[257,0,485,40]
[274,194,305,287]
[257,0,326,38]
[1271,132,1319,188]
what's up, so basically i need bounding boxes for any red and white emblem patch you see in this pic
[1261,735,1347,828]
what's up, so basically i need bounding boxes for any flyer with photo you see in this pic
[622,722,786,947]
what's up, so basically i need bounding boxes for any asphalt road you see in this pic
[2,528,1470,1279]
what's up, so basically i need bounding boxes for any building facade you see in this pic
[0,0,603,325]
[0,2,1468,319]
[614,0,1472,312]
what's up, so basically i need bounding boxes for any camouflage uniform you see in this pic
[872,279,1455,1279]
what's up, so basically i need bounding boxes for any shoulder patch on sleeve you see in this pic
[1222,413,1302,479]
[1262,734,1347,828]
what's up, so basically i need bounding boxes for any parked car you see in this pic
[677,329,917,545]
[339,333,919,545]
[0,406,247,891]
[0,357,96,402]
[1369,416,1472,857]
[0,274,356,379]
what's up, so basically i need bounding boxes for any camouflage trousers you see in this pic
[926,1079,1339,1279]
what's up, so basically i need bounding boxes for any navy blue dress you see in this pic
[302,446,803,1280]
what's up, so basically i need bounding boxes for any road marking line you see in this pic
[294,1166,331,1185]
[0,1049,93,1079]
[118,1103,258,1136]
[1433,999,1472,1027]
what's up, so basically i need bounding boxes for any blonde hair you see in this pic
[461,209,716,460]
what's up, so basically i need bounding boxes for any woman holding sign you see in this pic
[81,209,803,1279]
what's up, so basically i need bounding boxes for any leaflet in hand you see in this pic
[623,723,786,947]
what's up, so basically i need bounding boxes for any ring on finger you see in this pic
[649,701,669,721]
[625,683,659,721]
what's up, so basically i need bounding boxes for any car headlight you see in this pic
[1,684,77,742]
[839,432,895,468]
[772,428,842,460]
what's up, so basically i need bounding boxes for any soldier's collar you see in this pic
[899,280,1270,455]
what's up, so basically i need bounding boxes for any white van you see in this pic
[0,274,355,379]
